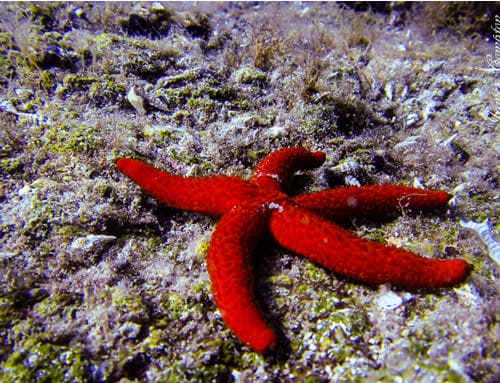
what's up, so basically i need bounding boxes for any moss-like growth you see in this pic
[161,292,187,321]
[41,122,102,154]
[33,292,82,319]
[119,7,172,39]
[418,3,495,37]
[88,76,127,107]
[0,158,23,174]
[233,66,267,85]
[19,3,59,32]
[57,74,127,107]
[60,74,97,92]
[111,287,150,324]
[0,32,17,84]
[38,70,55,91]
[181,10,211,40]
[1,339,89,383]
[0,293,25,327]
[123,49,180,82]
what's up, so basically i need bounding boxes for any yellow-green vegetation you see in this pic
[1,338,88,383]
[233,66,267,84]
[0,32,16,84]
[160,292,186,321]
[111,286,149,323]
[58,74,127,107]
[0,290,31,326]
[418,2,494,37]
[0,157,23,174]
[33,292,81,318]
[40,122,102,155]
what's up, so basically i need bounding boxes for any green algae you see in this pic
[88,77,127,107]
[58,74,127,107]
[303,262,331,284]
[124,49,179,82]
[362,227,389,245]
[143,124,174,143]
[93,32,181,80]
[33,292,81,319]
[143,327,164,349]
[0,32,17,84]
[161,292,188,321]
[60,74,97,93]
[246,149,267,163]
[0,158,23,174]
[93,33,121,50]
[0,293,26,327]
[233,66,267,84]
[38,71,55,91]
[41,122,102,155]
[1,340,89,383]
[111,286,149,324]
[368,359,467,383]
[158,68,206,88]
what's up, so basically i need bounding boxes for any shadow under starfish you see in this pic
[117,147,472,354]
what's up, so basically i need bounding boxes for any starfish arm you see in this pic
[117,158,258,215]
[207,204,277,353]
[293,185,450,222]
[251,147,326,193]
[269,203,472,289]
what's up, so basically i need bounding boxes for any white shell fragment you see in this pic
[413,177,425,189]
[374,290,404,311]
[127,86,146,115]
[394,135,420,150]
[70,234,117,254]
[460,219,499,265]
[440,133,458,147]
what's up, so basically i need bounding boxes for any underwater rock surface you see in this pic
[0,2,497,382]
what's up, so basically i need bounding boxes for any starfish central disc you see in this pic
[117,147,472,354]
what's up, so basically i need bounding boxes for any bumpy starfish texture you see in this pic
[117,147,472,354]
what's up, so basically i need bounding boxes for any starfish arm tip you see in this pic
[312,150,326,164]
[443,258,473,286]
[208,205,278,354]
[116,157,144,177]
[435,190,452,204]
[270,203,472,289]
[115,157,128,171]
[248,328,278,354]
[412,258,472,288]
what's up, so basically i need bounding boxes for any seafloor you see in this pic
[0,2,498,382]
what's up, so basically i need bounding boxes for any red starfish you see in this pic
[117,147,471,354]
